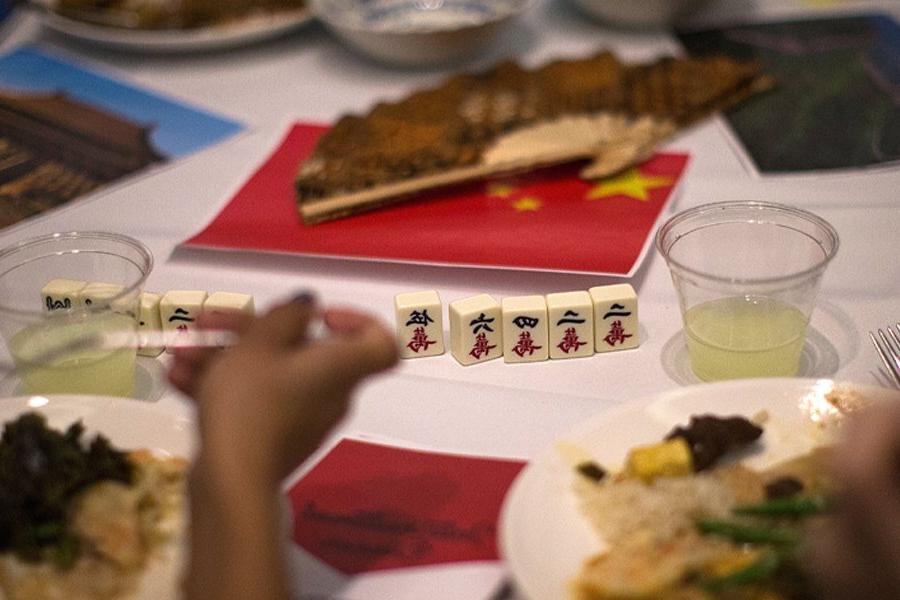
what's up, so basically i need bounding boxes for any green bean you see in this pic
[697,519,801,545]
[733,495,829,517]
[703,551,782,590]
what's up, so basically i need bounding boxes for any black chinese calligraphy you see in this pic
[405,309,435,327]
[45,297,71,311]
[169,307,195,332]
[168,308,195,323]
[602,303,632,320]
[469,313,495,334]
[556,310,586,326]
[512,315,539,329]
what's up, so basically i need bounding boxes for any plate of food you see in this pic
[0,394,194,599]
[294,51,773,224]
[499,378,900,600]
[31,0,312,53]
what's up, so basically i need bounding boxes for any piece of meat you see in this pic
[666,415,764,472]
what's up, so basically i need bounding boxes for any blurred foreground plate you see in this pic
[0,394,195,599]
[34,1,312,53]
[499,378,900,600]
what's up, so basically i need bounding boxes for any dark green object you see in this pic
[0,412,134,568]
[679,14,900,173]
[697,519,801,545]
[702,550,783,590]
[734,495,830,517]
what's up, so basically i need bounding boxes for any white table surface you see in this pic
[2,1,899,598]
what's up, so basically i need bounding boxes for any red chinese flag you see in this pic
[286,439,526,574]
[186,123,688,276]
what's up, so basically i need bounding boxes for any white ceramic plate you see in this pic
[34,2,312,53]
[499,378,900,600]
[0,394,195,599]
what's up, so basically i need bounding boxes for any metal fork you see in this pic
[870,323,900,389]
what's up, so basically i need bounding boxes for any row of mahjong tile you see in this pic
[395,284,638,366]
[41,279,254,357]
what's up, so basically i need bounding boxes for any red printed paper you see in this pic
[286,439,526,574]
[185,123,689,276]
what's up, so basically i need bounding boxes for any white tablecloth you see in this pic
[1,1,899,597]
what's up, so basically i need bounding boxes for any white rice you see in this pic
[574,474,735,547]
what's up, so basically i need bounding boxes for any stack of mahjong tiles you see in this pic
[41,279,254,357]
[296,52,773,224]
[395,285,638,366]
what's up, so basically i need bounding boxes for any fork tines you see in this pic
[870,323,900,388]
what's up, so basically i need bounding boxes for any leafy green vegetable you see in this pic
[0,412,133,568]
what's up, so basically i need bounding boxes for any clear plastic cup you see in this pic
[656,201,839,381]
[0,232,153,396]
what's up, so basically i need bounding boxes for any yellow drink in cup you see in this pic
[656,202,839,382]
[0,232,152,397]
[684,296,807,381]
[10,313,138,396]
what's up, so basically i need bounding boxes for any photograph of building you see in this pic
[0,47,243,229]
[0,89,166,228]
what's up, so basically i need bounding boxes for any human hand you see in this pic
[168,295,398,487]
[806,401,900,599]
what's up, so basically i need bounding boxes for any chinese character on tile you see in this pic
[557,327,587,354]
[407,326,438,353]
[469,332,497,359]
[512,331,542,357]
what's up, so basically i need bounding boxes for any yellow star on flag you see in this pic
[511,197,542,212]
[487,182,517,198]
[587,168,674,202]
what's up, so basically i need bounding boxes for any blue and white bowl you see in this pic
[312,0,529,66]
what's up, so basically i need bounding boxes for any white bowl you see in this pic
[312,0,528,66]
[570,0,711,28]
